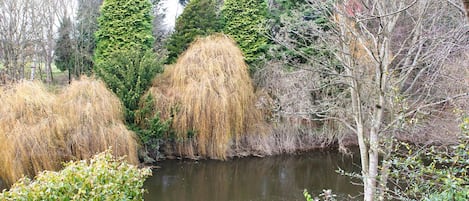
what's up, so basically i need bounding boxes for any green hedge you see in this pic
[0,150,151,201]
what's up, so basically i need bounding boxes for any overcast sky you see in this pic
[157,0,185,31]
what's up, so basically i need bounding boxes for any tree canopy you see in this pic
[165,0,220,64]
[221,0,269,67]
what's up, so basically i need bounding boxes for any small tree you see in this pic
[221,0,269,67]
[165,0,220,64]
[54,17,74,83]
[94,0,158,123]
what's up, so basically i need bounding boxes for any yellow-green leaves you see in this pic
[0,150,151,201]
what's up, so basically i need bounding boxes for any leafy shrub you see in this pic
[387,115,469,200]
[95,50,163,123]
[134,94,172,161]
[0,150,151,201]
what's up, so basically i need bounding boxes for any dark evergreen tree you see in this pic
[54,17,74,81]
[268,1,334,65]
[221,0,269,67]
[95,0,160,123]
[165,0,220,64]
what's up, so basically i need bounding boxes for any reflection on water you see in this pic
[144,151,362,201]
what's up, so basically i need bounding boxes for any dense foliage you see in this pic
[95,0,154,59]
[134,94,172,161]
[95,0,159,123]
[0,150,151,200]
[268,1,334,65]
[96,50,162,123]
[221,0,269,68]
[165,0,220,64]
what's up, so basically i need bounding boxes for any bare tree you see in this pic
[268,0,468,200]
[0,0,69,83]
[36,0,69,83]
[0,0,41,81]
[73,0,102,77]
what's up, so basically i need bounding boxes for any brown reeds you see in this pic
[146,34,265,159]
[0,77,138,186]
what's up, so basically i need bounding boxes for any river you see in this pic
[144,150,362,201]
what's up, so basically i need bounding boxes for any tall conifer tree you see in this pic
[221,0,269,67]
[165,0,220,64]
[95,0,159,122]
[55,17,74,74]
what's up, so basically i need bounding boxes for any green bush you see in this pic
[387,115,469,200]
[0,150,152,201]
[95,50,163,123]
[134,94,172,161]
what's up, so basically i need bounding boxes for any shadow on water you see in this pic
[144,150,363,201]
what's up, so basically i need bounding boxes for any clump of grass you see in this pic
[0,82,64,186]
[59,77,138,163]
[145,34,265,159]
[0,77,138,186]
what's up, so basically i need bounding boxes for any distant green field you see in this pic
[0,61,68,84]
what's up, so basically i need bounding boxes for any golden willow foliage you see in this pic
[0,77,138,186]
[146,34,265,159]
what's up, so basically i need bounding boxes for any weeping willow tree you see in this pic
[0,77,138,186]
[144,34,265,159]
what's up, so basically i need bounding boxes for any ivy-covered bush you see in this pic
[0,150,152,201]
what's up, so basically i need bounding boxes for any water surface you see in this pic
[144,151,362,201]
